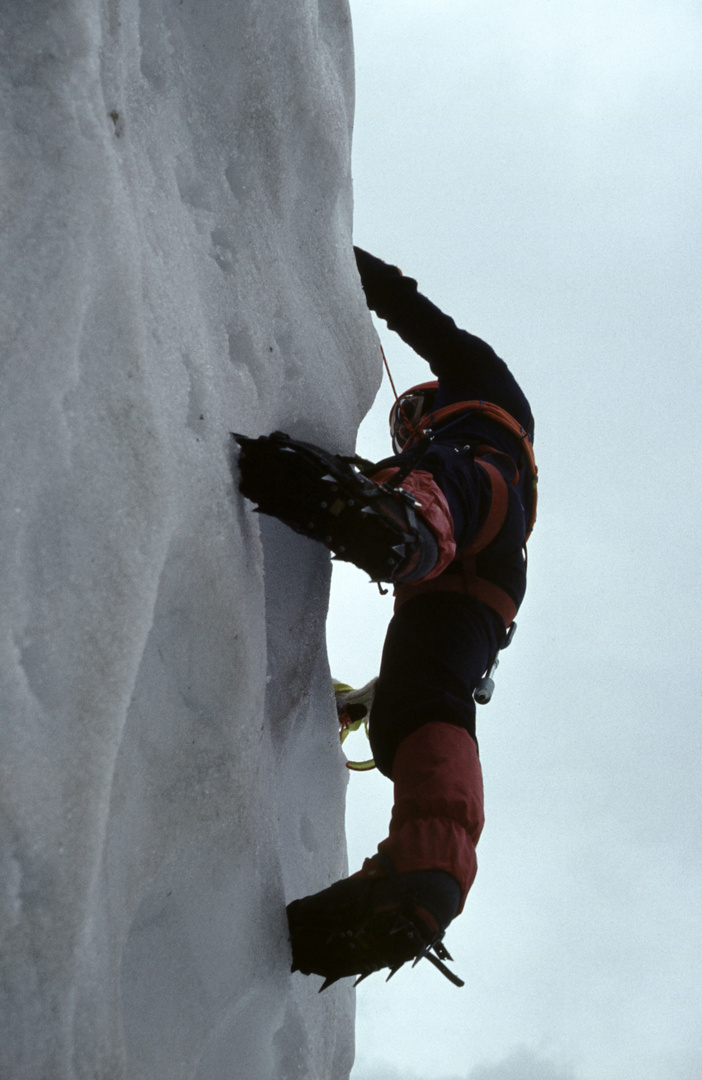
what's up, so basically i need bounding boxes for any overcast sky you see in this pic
[326,2,702,1078]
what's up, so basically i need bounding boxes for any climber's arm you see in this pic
[353,247,502,383]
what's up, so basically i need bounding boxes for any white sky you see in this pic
[326,2,702,1078]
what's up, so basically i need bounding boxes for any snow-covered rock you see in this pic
[0,2,378,1076]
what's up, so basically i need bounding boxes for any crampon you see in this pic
[286,860,464,992]
[231,431,430,582]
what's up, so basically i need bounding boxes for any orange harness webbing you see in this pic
[465,459,511,553]
[394,453,519,628]
[388,384,537,627]
[412,398,538,540]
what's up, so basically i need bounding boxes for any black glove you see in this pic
[353,246,413,310]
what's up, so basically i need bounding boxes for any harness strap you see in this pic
[394,567,518,628]
[393,452,520,628]
[413,399,538,540]
[464,460,509,554]
[456,557,519,627]
[420,400,535,476]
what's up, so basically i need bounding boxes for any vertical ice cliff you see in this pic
[0,2,378,1076]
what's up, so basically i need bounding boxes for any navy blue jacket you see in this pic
[354,248,535,774]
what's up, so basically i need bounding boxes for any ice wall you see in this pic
[0,2,379,1077]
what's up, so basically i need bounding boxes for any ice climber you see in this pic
[232,247,537,989]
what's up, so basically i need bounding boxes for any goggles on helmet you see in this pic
[388,381,439,454]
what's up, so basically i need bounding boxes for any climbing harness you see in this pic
[380,355,538,701]
[387,377,538,540]
[420,398,537,540]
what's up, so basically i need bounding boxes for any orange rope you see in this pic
[381,343,425,446]
[380,343,400,401]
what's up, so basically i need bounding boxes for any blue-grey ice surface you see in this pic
[0,2,379,1076]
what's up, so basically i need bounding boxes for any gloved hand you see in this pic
[353,246,409,309]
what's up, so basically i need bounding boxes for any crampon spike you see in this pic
[411,947,428,969]
[433,941,453,962]
[422,950,465,987]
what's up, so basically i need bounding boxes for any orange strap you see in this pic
[394,453,519,628]
[457,556,519,627]
[464,460,509,554]
[421,400,535,475]
[416,399,538,540]
[395,566,518,629]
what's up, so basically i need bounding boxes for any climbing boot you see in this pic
[287,722,485,990]
[287,857,463,991]
[231,431,437,582]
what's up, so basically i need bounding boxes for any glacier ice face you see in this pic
[0,1,378,1076]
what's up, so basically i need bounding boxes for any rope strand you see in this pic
[381,343,425,447]
[380,343,400,401]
